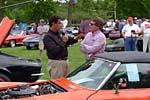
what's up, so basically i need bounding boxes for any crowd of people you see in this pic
[122,17,150,52]
[103,17,150,52]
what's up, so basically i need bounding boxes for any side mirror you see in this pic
[114,78,126,94]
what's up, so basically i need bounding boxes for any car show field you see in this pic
[1,52,150,99]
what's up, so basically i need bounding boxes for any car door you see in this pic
[101,63,150,99]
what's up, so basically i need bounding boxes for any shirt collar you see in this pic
[92,30,100,36]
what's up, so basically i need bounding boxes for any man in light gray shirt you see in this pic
[37,19,48,59]
[141,18,150,52]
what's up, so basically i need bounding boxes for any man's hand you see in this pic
[74,34,84,40]
[40,29,48,35]
[63,34,69,43]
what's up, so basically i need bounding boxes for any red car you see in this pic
[1,51,150,100]
[4,28,38,47]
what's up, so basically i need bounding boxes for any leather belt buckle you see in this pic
[63,57,67,60]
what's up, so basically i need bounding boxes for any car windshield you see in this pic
[67,58,119,90]
[107,38,124,45]
[10,30,22,35]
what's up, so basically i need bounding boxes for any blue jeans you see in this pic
[124,37,137,51]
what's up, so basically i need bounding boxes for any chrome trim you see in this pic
[31,73,44,76]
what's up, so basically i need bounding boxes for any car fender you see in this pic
[0,67,11,76]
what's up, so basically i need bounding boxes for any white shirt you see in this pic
[122,24,141,37]
[140,21,150,34]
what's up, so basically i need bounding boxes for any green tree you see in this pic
[2,0,58,24]
[27,0,58,23]
[0,0,8,20]
[116,0,150,19]
[2,0,150,25]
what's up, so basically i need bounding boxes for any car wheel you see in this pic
[10,40,16,47]
[0,73,11,82]
[26,46,31,50]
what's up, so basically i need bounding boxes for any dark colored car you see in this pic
[105,38,124,51]
[0,17,43,82]
[105,37,143,52]
[1,52,150,99]
[22,35,40,49]
[0,52,43,82]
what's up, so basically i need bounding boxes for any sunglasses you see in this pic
[90,23,95,26]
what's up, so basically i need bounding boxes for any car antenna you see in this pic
[114,78,124,94]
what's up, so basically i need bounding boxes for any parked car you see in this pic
[0,17,43,82]
[108,30,121,39]
[102,26,121,39]
[105,36,143,52]
[102,26,114,38]
[105,38,124,51]
[1,51,150,99]
[23,27,77,50]
[0,52,43,82]
[22,35,40,49]
[63,26,79,36]
[4,29,38,47]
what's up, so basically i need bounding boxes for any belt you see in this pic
[50,57,67,60]
[126,36,137,38]
[58,57,67,60]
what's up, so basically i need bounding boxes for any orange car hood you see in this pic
[51,77,89,91]
[13,88,150,100]
[0,16,15,46]
[7,78,150,100]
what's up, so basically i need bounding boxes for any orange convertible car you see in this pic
[1,51,150,99]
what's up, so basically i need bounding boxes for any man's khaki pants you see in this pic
[47,59,70,79]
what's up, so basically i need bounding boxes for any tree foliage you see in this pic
[1,0,58,23]
[1,0,150,24]
[27,0,58,23]
[116,0,150,19]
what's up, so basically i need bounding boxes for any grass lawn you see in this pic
[1,41,85,80]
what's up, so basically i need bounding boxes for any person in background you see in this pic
[140,18,150,52]
[80,16,106,61]
[37,19,48,59]
[119,19,124,32]
[79,19,91,38]
[114,20,119,31]
[133,17,138,24]
[43,15,82,79]
[122,17,141,51]
[28,23,36,33]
